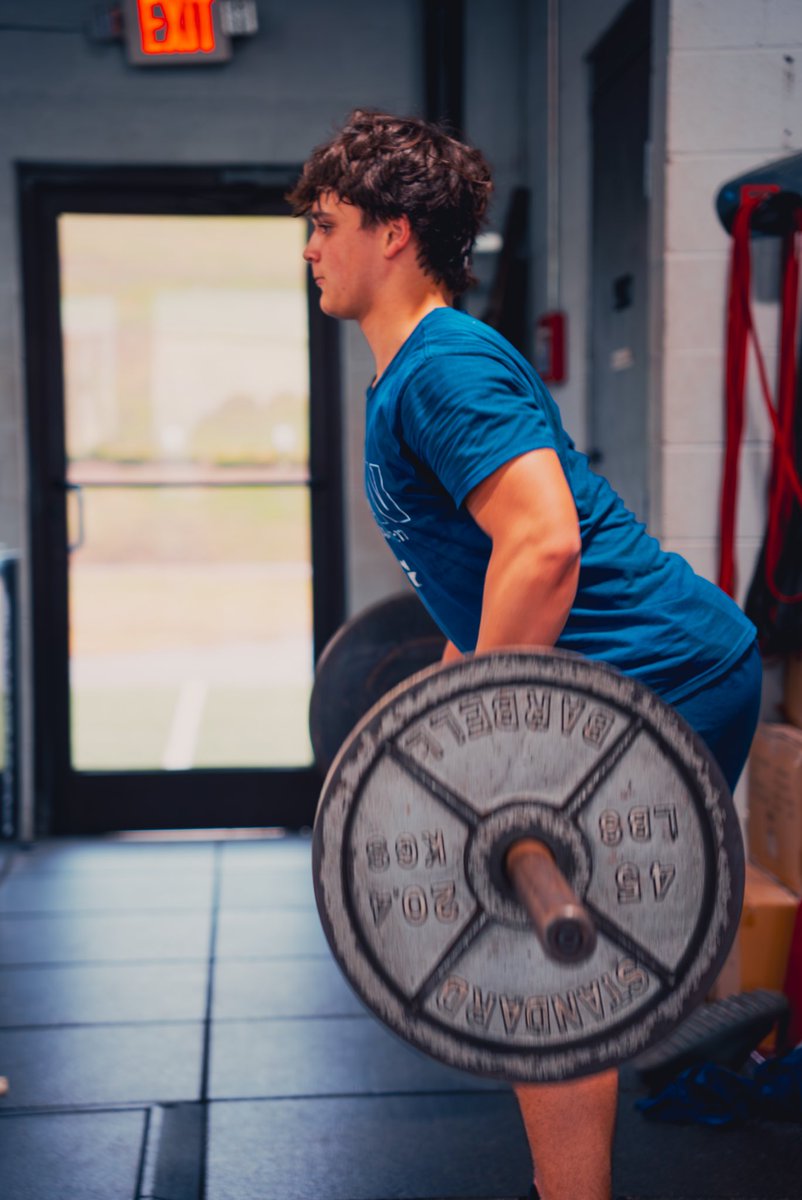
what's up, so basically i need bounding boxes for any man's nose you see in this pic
[303,234,318,262]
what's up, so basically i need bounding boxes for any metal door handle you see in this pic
[65,483,85,553]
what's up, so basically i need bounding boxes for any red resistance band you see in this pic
[718,185,802,602]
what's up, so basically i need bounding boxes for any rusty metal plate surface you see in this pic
[309,593,446,774]
[312,650,744,1083]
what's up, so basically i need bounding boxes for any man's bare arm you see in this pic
[465,448,581,652]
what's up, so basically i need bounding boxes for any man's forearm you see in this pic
[474,542,579,653]
[464,448,581,654]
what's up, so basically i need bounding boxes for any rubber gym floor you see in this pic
[0,834,798,1200]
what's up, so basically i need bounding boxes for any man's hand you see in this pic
[466,448,581,652]
[441,639,463,664]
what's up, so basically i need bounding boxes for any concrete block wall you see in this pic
[527,0,800,739]
[526,0,800,612]
[660,0,802,606]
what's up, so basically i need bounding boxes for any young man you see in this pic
[289,109,762,1200]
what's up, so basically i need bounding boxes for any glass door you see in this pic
[21,168,343,834]
[61,212,316,772]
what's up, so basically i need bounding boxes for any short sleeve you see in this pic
[400,353,560,507]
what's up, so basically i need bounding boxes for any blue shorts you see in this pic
[672,639,762,793]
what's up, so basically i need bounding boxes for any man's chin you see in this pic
[318,295,354,321]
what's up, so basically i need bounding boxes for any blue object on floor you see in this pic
[636,1048,802,1126]
[755,1046,802,1121]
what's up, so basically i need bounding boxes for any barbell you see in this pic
[310,603,744,1084]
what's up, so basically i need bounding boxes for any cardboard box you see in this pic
[785,653,802,730]
[710,862,800,999]
[748,722,802,894]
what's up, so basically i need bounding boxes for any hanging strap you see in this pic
[717,185,802,599]
[765,207,802,603]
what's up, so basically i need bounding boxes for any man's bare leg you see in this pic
[513,1069,618,1200]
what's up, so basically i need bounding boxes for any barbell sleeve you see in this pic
[504,837,597,964]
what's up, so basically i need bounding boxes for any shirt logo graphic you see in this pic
[366,463,411,526]
[399,560,422,589]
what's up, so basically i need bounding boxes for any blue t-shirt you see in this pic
[364,307,756,704]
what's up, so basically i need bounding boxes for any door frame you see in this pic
[587,0,653,523]
[18,163,344,835]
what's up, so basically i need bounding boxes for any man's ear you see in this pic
[383,213,413,259]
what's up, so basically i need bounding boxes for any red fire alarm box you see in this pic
[534,311,567,383]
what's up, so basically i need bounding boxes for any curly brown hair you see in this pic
[287,109,493,296]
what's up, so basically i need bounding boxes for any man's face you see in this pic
[303,192,387,321]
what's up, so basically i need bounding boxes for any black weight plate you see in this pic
[309,592,446,774]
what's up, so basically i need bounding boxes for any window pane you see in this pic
[59,214,309,469]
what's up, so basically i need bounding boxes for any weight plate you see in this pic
[309,592,446,774]
[312,649,744,1083]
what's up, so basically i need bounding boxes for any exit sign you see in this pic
[124,0,232,65]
